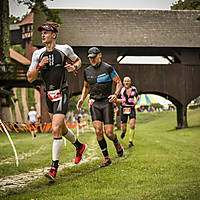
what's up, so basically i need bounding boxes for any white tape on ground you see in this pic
[0,119,19,167]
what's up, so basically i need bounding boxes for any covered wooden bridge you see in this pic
[32,9,200,128]
[1,9,200,128]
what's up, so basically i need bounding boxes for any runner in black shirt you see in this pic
[77,47,124,167]
[27,23,87,181]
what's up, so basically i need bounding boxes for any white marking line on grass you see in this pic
[0,146,47,166]
[0,146,99,191]
[0,119,19,167]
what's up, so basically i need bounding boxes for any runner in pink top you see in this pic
[117,77,139,147]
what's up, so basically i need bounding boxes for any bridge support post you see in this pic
[176,103,188,129]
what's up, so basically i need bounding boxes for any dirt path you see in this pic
[0,143,99,191]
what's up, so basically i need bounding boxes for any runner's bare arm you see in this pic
[116,98,126,104]
[27,56,49,83]
[108,75,123,103]
[113,75,123,96]
[65,57,82,72]
[134,95,139,105]
[77,81,90,110]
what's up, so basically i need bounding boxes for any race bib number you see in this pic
[123,107,131,114]
[47,89,62,102]
[88,99,95,108]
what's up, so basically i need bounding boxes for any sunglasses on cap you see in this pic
[37,24,58,33]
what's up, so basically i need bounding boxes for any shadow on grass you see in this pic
[2,145,135,200]
[166,124,200,133]
[57,144,135,184]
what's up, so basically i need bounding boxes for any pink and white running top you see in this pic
[120,86,138,107]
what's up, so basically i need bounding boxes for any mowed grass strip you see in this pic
[0,108,199,200]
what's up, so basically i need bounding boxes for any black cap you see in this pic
[37,24,58,33]
[88,47,101,58]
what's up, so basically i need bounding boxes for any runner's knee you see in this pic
[105,129,114,139]
[130,125,135,129]
[52,124,62,136]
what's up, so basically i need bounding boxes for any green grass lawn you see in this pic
[0,108,199,200]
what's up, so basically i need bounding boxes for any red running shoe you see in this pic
[44,166,57,181]
[75,144,87,164]
[100,157,112,168]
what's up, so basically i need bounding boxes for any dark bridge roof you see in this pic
[33,9,200,48]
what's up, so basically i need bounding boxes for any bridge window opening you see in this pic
[117,56,172,64]
[136,94,174,112]
[188,96,200,110]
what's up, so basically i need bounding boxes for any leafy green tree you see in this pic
[171,0,200,10]
[17,0,62,24]
[0,0,11,65]
[12,45,26,56]
[171,0,200,20]
[9,14,21,24]
[1,0,61,66]
[9,12,29,24]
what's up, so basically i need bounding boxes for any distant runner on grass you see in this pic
[117,76,139,147]
[27,106,38,139]
[27,22,87,181]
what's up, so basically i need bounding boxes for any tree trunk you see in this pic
[0,0,10,66]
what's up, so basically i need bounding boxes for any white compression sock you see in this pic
[63,128,76,144]
[52,138,63,161]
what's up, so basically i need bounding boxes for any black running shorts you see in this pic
[90,98,114,125]
[46,87,69,115]
[120,106,136,123]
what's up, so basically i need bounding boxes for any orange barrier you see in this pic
[31,124,37,131]
[28,125,32,133]
[3,122,12,132]
[39,123,44,133]
[15,124,25,132]
[45,123,52,132]
[10,123,19,133]
[21,123,28,132]
[77,121,89,129]
[0,121,89,134]
[67,123,77,129]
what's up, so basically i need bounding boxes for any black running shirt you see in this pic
[29,44,78,91]
[84,62,118,100]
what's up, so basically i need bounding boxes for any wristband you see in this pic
[74,65,78,71]
[36,64,41,72]
[114,93,119,97]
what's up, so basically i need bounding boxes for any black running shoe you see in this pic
[121,132,125,139]
[100,157,112,168]
[115,143,124,157]
[129,142,134,148]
